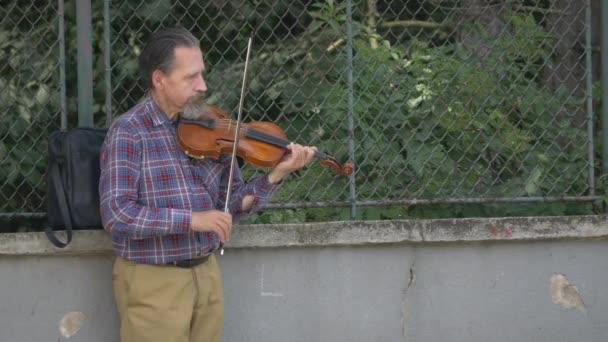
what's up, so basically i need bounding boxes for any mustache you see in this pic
[181,93,208,120]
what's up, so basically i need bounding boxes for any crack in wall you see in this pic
[401,256,416,341]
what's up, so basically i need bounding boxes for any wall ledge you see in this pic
[1,215,607,255]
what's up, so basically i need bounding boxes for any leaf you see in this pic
[524,167,543,195]
[0,142,6,160]
[138,0,173,22]
[6,160,19,185]
[24,168,43,188]
[407,95,424,109]
[307,20,325,34]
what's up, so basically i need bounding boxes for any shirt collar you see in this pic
[144,94,176,127]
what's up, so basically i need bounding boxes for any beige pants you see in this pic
[112,255,224,342]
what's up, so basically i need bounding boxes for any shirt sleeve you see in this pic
[216,156,281,222]
[99,121,191,239]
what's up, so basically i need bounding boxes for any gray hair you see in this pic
[138,27,200,90]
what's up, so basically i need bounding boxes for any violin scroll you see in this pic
[318,153,354,177]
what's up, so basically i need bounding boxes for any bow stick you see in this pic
[221,37,253,255]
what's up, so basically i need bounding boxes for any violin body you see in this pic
[176,104,353,176]
[178,118,287,168]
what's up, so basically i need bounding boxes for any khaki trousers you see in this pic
[112,255,224,342]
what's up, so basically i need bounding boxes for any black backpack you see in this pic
[45,128,107,248]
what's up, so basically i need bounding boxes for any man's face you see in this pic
[157,46,207,115]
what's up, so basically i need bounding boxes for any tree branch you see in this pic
[511,5,567,15]
[380,20,452,30]
[367,0,379,49]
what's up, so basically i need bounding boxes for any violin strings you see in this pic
[211,119,286,146]
[246,129,289,147]
[246,129,329,160]
[193,119,330,160]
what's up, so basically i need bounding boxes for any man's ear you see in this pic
[151,70,164,90]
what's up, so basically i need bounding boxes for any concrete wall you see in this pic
[0,215,607,342]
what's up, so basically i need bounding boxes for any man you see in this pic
[99,27,316,342]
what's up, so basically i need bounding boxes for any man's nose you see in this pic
[195,75,207,93]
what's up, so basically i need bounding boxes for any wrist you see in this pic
[268,168,289,184]
[190,211,197,230]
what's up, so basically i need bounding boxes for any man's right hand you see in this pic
[191,210,232,242]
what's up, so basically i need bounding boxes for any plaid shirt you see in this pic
[99,96,279,264]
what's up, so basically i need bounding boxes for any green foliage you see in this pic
[0,0,598,230]
[241,9,594,223]
[0,8,59,214]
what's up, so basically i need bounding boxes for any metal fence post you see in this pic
[346,0,357,219]
[76,0,93,127]
[104,0,112,127]
[586,0,595,195]
[58,0,67,130]
[602,0,608,173]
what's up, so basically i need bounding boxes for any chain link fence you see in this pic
[0,0,601,223]
[0,0,63,218]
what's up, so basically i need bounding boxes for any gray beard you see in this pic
[181,96,208,120]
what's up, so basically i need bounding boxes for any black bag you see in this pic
[45,127,108,248]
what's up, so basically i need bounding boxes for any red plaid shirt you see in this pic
[99,96,279,264]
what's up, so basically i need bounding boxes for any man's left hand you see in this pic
[268,143,317,184]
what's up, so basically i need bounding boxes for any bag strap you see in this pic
[44,162,73,248]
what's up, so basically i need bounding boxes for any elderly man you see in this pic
[99,27,316,342]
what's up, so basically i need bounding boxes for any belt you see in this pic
[167,254,210,268]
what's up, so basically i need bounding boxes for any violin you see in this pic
[176,105,353,176]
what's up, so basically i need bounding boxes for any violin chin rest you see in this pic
[184,150,205,159]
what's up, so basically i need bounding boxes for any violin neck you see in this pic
[245,128,287,148]
[246,128,328,160]
[313,150,328,160]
